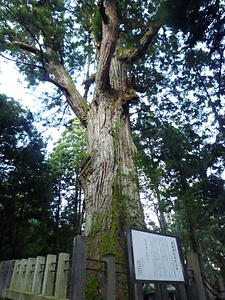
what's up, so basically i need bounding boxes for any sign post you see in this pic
[124,227,190,300]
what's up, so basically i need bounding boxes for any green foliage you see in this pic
[49,117,87,179]
[85,274,102,300]
[0,98,87,258]
[134,90,225,279]
[0,94,54,260]
[158,0,224,50]
[48,117,87,253]
[92,10,102,44]
[0,0,87,86]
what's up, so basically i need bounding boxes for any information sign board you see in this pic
[131,229,184,282]
[125,227,185,283]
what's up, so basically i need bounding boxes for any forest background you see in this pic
[0,0,224,298]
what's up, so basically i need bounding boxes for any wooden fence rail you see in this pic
[0,253,70,300]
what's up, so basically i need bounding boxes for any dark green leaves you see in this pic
[158,0,225,51]
[0,94,53,259]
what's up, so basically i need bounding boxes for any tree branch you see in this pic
[82,73,96,101]
[42,72,71,94]
[11,41,39,54]
[133,81,156,93]
[123,23,160,64]
[46,57,88,124]
[0,39,42,58]
[82,73,96,87]
[0,53,44,70]
[95,0,118,93]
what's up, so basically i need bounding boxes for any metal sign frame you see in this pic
[124,226,187,300]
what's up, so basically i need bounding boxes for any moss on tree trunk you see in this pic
[79,88,145,298]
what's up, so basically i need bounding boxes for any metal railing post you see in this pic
[103,255,116,300]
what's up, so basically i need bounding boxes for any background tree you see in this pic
[48,117,86,253]
[132,8,225,289]
[131,1,225,293]
[133,101,225,295]
[0,94,53,260]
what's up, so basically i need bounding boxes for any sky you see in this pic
[0,58,37,108]
[0,57,68,153]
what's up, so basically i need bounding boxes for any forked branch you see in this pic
[95,0,118,93]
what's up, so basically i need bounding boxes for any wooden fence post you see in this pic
[134,283,144,300]
[31,256,46,294]
[55,253,70,299]
[175,283,189,300]
[41,254,57,296]
[70,235,87,300]
[4,260,15,289]
[0,262,4,285]
[154,283,170,300]
[103,255,116,300]
[0,261,6,291]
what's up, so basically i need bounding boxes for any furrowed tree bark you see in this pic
[80,87,145,241]
[79,1,146,297]
[95,0,118,92]
[80,0,145,253]
[79,78,145,299]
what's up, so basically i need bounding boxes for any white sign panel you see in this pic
[131,229,184,282]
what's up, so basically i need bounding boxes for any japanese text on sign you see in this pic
[131,230,184,282]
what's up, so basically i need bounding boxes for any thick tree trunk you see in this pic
[46,1,149,296]
[79,90,145,298]
[79,45,145,296]
[79,89,145,259]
